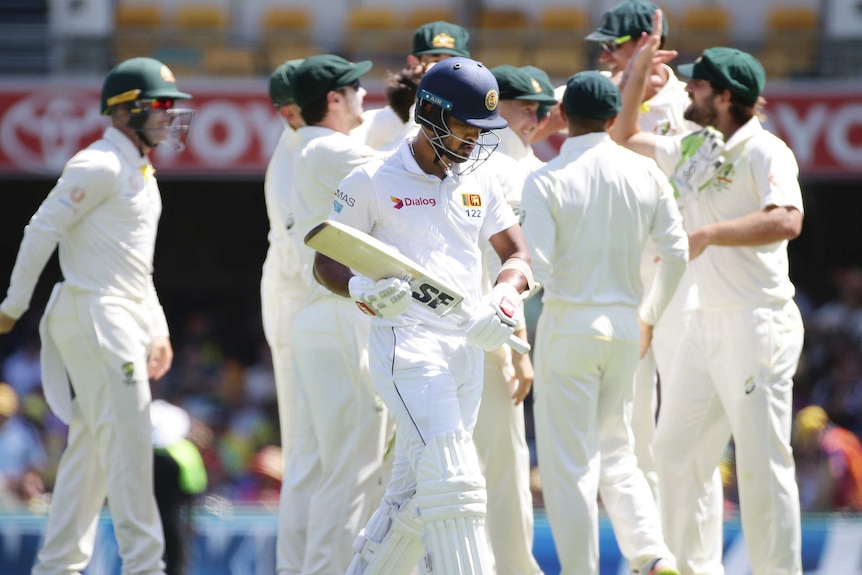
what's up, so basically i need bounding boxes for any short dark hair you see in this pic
[299,93,329,125]
[709,81,756,125]
[567,114,609,134]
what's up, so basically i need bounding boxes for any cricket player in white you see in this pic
[0,57,193,575]
[352,20,471,152]
[277,54,389,575]
[472,63,558,575]
[314,58,533,575]
[612,18,806,575]
[259,59,310,575]
[523,71,687,575]
[583,0,707,509]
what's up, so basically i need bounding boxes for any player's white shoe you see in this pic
[645,557,679,575]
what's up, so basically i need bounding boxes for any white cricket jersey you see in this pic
[654,116,803,308]
[522,132,688,326]
[330,140,518,330]
[352,105,418,152]
[262,121,304,286]
[1,126,168,335]
[290,125,380,303]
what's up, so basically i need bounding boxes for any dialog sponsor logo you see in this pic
[391,195,436,209]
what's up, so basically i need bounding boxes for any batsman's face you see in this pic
[499,100,539,146]
[442,114,480,163]
[684,79,720,127]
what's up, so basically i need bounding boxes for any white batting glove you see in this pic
[670,126,726,200]
[348,275,413,318]
[466,283,521,351]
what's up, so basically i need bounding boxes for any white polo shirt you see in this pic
[654,116,804,308]
[522,132,688,327]
[330,140,518,330]
[1,126,168,335]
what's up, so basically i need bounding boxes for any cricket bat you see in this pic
[304,220,531,354]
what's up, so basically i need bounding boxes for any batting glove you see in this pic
[670,126,726,200]
[348,274,413,318]
[466,283,521,351]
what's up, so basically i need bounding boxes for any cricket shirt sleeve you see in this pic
[520,168,556,288]
[1,149,117,319]
[749,136,804,215]
[639,166,689,326]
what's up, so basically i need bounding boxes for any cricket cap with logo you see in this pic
[677,47,766,102]
[492,65,558,104]
[585,0,668,42]
[268,59,304,107]
[101,57,191,114]
[291,54,372,108]
[412,20,470,58]
[521,65,559,121]
[563,70,621,120]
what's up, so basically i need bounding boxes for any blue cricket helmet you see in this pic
[416,57,507,131]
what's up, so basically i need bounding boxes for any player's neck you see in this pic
[410,135,451,180]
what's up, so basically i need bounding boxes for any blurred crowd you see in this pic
[3,267,862,514]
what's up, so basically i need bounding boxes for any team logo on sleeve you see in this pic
[462,194,482,207]
[69,187,85,203]
[121,362,135,385]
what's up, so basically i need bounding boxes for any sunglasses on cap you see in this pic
[600,35,632,54]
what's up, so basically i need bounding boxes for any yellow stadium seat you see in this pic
[202,45,259,76]
[172,5,228,48]
[259,7,322,69]
[112,4,164,65]
[676,5,732,59]
[759,5,820,78]
[472,8,529,69]
[530,7,590,78]
[342,7,403,75]
[405,8,459,31]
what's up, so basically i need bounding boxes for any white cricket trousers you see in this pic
[261,275,306,575]
[32,285,165,575]
[368,323,484,517]
[533,302,672,575]
[654,301,804,575]
[473,346,542,575]
[280,296,389,575]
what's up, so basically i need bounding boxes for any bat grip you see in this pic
[508,333,531,354]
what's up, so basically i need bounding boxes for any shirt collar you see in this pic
[724,115,763,150]
[397,138,461,182]
[104,126,150,166]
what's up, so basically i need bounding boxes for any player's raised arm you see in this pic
[609,8,667,158]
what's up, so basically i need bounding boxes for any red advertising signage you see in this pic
[0,78,860,178]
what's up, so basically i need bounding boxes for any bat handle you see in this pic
[508,333,531,354]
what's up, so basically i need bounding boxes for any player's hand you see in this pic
[0,311,16,335]
[638,316,653,359]
[148,336,173,380]
[670,126,726,199]
[348,274,413,318]
[466,283,521,351]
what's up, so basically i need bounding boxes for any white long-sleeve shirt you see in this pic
[522,132,688,327]
[290,126,381,304]
[262,121,304,288]
[1,126,169,336]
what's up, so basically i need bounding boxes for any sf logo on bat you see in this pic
[411,281,460,314]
